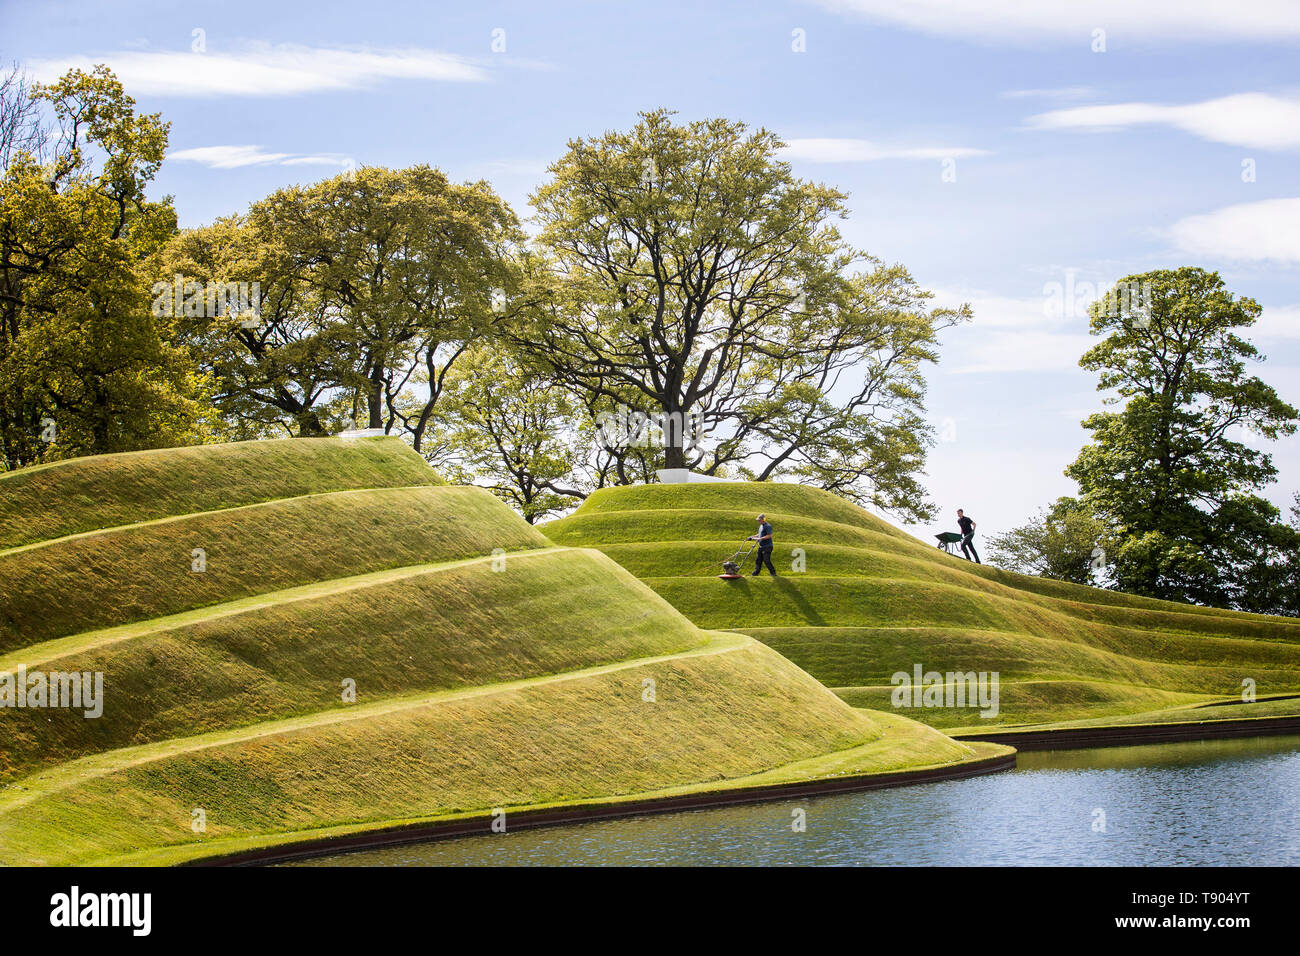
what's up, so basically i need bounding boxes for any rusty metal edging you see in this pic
[953,714,1300,751]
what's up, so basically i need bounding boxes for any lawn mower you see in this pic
[719,539,758,579]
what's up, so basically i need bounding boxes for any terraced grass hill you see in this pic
[545,482,1300,731]
[0,438,994,865]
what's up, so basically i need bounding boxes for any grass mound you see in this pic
[0,440,986,865]
[0,548,711,780]
[576,481,906,535]
[545,482,1300,729]
[0,436,438,551]
[0,635,980,866]
[1,485,548,651]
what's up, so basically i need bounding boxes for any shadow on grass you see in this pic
[771,575,827,626]
[711,572,827,627]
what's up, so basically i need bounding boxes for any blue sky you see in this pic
[4,0,1298,543]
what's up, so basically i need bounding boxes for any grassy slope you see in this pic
[0,440,982,865]
[0,436,439,551]
[966,693,1300,733]
[0,548,711,779]
[3,635,981,866]
[120,716,1004,867]
[0,485,548,650]
[545,482,1300,730]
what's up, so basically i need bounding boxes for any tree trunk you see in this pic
[297,409,328,437]
[367,370,384,429]
[662,401,687,470]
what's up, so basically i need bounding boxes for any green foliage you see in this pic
[434,346,590,522]
[0,66,208,469]
[161,166,521,443]
[1065,267,1298,609]
[518,109,964,521]
[987,496,1110,585]
[6,85,963,528]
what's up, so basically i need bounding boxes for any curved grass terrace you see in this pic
[0,439,997,866]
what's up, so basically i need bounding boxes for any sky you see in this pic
[3,0,1298,546]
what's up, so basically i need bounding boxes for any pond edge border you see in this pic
[182,749,1016,867]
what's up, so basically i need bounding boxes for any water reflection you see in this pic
[288,735,1300,866]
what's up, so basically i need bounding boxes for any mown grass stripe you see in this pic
[0,484,442,559]
[547,482,1300,729]
[0,437,440,551]
[0,546,573,672]
[0,631,754,813]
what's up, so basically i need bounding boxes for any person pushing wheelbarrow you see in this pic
[956,508,980,563]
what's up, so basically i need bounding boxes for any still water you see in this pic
[291,735,1300,866]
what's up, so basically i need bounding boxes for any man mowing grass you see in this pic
[749,513,777,576]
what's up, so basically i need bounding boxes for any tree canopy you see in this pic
[1065,267,1298,608]
[161,166,521,446]
[986,496,1110,585]
[516,109,965,520]
[434,345,590,523]
[0,70,1038,549]
[0,66,207,469]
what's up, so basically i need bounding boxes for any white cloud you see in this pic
[933,287,1300,371]
[949,328,1097,374]
[812,0,1300,42]
[934,285,1300,370]
[170,145,353,170]
[1165,198,1300,264]
[781,138,988,162]
[938,290,1054,329]
[1001,86,1096,100]
[280,154,356,167]
[1028,93,1300,151]
[1253,305,1300,339]
[475,159,551,177]
[930,287,1096,373]
[28,44,489,97]
[934,278,1119,329]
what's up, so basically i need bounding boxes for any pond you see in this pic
[288,735,1300,866]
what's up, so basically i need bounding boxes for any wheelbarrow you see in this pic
[935,531,962,554]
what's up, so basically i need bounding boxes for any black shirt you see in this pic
[757,522,773,548]
[957,515,974,536]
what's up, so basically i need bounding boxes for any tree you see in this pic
[157,214,346,439]
[1261,494,1300,617]
[0,65,47,169]
[719,266,947,516]
[987,497,1110,585]
[0,65,207,470]
[518,110,963,521]
[1066,267,1298,606]
[435,346,590,522]
[163,166,521,445]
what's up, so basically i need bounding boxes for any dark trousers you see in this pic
[754,547,776,575]
[961,533,980,564]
